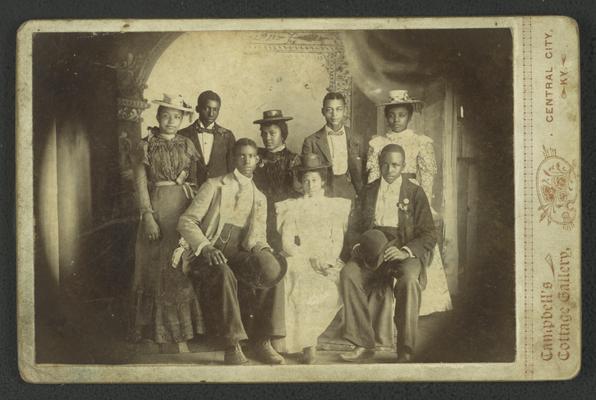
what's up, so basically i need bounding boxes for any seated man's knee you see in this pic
[341,259,367,287]
[396,270,421,289]
[203,262,236,282]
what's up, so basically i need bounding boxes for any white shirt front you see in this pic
[228,169,254,227]
[325,125,348,176]
[197,121,215,165]
[374,175,402,228]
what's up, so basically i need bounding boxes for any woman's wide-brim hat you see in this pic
[152,93,194,113]
[377,89,424,111]
[294,153,331,172]
[357,229,398,271]
[231,250,288,289]
[253,109,294,124]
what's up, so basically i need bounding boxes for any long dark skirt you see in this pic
[130,185,205,343]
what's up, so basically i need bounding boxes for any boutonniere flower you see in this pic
[397,198,410,213]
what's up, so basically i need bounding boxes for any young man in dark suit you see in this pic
[301,92,365,200]
[178,90,236,187]
[339,144,437,363]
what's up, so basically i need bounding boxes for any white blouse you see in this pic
[275,196,351,267]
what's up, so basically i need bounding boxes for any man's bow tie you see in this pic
[327,129,344,136]
[197,126,214,134]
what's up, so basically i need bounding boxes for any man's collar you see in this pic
[269,144,286,153]
[325,124,345,136]
[380,175,402,191]
[198,120,215,130]
[233,168,253,185]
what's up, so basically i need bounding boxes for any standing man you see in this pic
[178,90,235,188]
[339,144,437,363]
[177,138,286,365]
[301,92,365,201]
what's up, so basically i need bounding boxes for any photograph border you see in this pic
[15,16,581,383]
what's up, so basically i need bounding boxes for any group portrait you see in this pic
[30,26,515,368]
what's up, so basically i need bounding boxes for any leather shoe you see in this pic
[224,343,248,365]
[396,351,413,363]
[253,339,285,364]
[340,346,375,362]
[301,346,316,364]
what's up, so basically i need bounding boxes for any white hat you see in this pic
[152,93,193,113]
[378,90,424,112]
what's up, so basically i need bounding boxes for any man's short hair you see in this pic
[197,90,221,108]
[233,138,259,156]
[322,92,346,107]
[379,143,406,165]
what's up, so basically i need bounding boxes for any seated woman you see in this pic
[275,153,351,364]
[129,94,204,352]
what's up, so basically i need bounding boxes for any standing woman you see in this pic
[366,89,452,316]
[275,154,351,363]
[252,110,300,253]
[130,94,204,351]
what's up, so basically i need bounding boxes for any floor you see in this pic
[36,293,493,365]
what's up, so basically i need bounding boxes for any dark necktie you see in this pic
[197,126,214,134]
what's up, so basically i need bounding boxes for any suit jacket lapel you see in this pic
[364,179,381,229]
[314,127,332,163]
[210,128,226,167]
[187,121,206,167]
[398,176,409,233]
[243,181,258,246]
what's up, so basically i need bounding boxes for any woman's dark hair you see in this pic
[233,138,259,156]
[384,103,414,118]
[297,168,327,184]
[197,90,222,108]
[260,121,289,141]
[156,105,184,119]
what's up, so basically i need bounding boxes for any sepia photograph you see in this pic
[16,17,580,382]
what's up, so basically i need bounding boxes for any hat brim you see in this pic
[152,100,194,113]
[362,238,400,270]
[253,117,294,124]
[377,99,425,107]
[294,163,331,172]
[232,251,288,290]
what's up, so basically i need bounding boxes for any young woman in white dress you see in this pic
[275,153,351,363]
[367,90,452,316]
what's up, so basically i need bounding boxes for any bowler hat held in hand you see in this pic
[356,229,398,271]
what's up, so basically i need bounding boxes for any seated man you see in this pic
[177,138,286,365]
[340,144,437,363]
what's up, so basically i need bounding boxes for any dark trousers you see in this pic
[193,224,285,347]
[341,229,422,353]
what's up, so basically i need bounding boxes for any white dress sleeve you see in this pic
[275,199,300,256]
[366,136,385,183]
[416,135,438,200]
[324,198,352,266]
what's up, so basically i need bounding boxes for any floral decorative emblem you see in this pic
[536,147,578,229]
[397,198,410,213]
